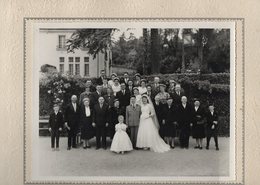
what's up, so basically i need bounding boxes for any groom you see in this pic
[126,96,141,149]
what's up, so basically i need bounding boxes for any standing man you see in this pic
[206,104,219,150]
[125,96,141,149]
[116,82,131,113]
[64,95,80,150]
[120,72,130,85]
[86,80,96,93]
[97,69,106,85]
[151,76,160,94]
[177,96,193,149]
[104,87,116,108]
[171,84,185,105]
[127,80,134,95]
[92,85,103,106]
[92,97,109,150]
[48,104,64,151]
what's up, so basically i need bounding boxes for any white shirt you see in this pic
[195,106,199,112]
[182,103,186,109]
[112,84,121,95]
[85,106,90,117]
[72,103,77,112]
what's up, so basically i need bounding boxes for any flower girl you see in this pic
[110,115,133,154]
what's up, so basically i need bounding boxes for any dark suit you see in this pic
[64,103,80,148]
[104,94,116,108]
[162,104,177,137]
[206,111,219,148]
[153,101,164,138]
[120,77,130,85]
[177,103,193,148]
[92,104,109,148]
[151,83,160,95]
[116,90,131,112]
[96,76,106,85]
[170,91,185,105]
[91,91,102,106]
[127,85,134,96]
[49,111,64,148]
[108,106,124,139]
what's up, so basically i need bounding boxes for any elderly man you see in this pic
[171,83,185,105]
[86,80,96,93]
[177,96,193,149]
[92,97,109,150]
[64,95,80,150]
[92,85,103,106]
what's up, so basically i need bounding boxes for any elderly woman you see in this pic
[80,98,95,149]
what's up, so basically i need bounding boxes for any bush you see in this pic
[39,72,230,136]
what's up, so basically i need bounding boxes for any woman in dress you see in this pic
[111,77,121,96]
[133,87,142,106]
[156,84,170,104]
[136,95,170,153]
[110,115,133,154]
[138,79,148,95]
[80,98,95,149]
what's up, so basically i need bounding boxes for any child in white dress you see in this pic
[110,115,133,154]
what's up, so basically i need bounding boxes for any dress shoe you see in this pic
[216,147,219,151]
[67,147,71,150]
[206,146,209,150]
[83,146,87,149]
[199,146,203,150]
[170,145,175,149]
[194,146,199,149]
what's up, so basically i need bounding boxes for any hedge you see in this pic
[39,72,230,136]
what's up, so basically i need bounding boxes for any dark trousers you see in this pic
[179,125,190,148]
[51,129,60,148]
[96,125,106,148]
[206,128,218,148]
[67,127,77,148]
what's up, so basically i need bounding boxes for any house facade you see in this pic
[38,28,112,77]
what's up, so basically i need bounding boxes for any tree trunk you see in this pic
[150,29,160,74]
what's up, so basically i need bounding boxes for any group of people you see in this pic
[48,70,220,154]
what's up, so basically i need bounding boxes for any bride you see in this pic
[136,94,170,153]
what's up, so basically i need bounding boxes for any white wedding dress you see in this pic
[136,103,170,153]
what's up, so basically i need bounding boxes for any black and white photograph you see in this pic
[28,20,236,183]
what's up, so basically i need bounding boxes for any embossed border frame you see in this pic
[23,18,245,185]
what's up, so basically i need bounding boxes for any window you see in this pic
[84,57,89,63]
[75,64,80,75]
[84,64,89,76]
[68,57,73,63]
[75,57,80,62]
[58,35,66,48]
[59,57,64,63]
[59,64,64,74]
[69,64,74,75]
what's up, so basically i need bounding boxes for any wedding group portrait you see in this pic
[32,21,235,181]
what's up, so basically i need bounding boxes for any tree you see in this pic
[66,29,116,58]
[150,29,161,74]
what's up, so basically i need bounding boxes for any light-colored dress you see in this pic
[110,123,133,152]
[111,84,121,96]
[138,87,148,95]
[136,104,170,153]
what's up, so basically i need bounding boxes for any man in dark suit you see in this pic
[96,70,106,85]
[170,83,185,105]
[205,104,219,150]
[177,96,193,149]
[92,85,103,106]
[104,87,116,108]
[64,95,80,150]
[116,82,130,113]
[92,96,109,150]
[127,80,134,95]
[48,104,64,151]
[151,76,160,95]
[120,72,130,85]
[153,95,165,139]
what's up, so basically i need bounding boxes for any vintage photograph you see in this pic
[29,20,235,183]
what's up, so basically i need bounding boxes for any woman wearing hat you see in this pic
[133,73,141,87]
[80,97,95,149]
[138,79,148,95]
[111,77,121,96]
[167,79,177,94]
[133,87,142,106]
[108,73,117,87]
[156,84,170,104]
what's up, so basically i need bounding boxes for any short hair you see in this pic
[98,96,104,100]
[118,115,124,119]
[124,72,129,75]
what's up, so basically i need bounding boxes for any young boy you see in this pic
[48,104,64,151]
[206,104,219,150]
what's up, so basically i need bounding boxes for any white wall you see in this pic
[38,29,109,77]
